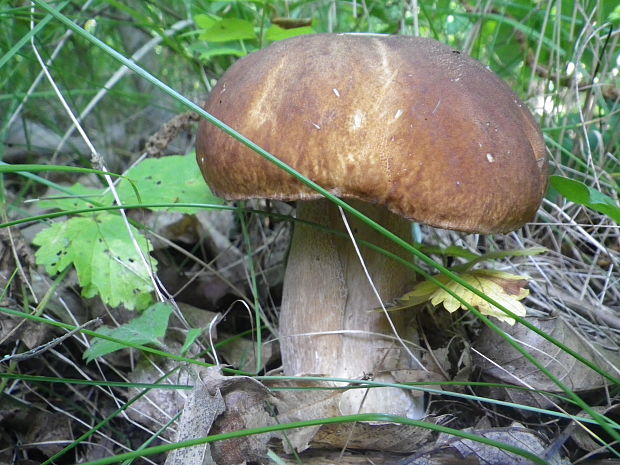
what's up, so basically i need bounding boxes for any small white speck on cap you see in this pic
[312,123,321,130]
[333,88,340,97]
[486,153,495,163]
[352,110,365,130]
[394,109,403,120]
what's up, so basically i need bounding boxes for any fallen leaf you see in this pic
[169,370,436,464]
[127,354,193,439]
[167,366,278,465]
[474,316,620,407]
[567,404,620,454]
[165,369,226,465]
[398,423,570,465]
[391,270,529,324]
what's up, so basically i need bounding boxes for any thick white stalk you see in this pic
[279,199,425,418]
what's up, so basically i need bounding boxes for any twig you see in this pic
[1,318,101,363]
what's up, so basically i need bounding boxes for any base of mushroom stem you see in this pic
[264,374,430,453]
[339,371,427,419]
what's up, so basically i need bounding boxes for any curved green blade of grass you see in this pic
[0,203,234,229]
[0,163,123,177]
[0,161,141,207]
[69,413,553,465]
[29,0,620,449]
[0,306,216,370]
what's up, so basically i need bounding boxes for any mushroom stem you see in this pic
[279,199,425,418]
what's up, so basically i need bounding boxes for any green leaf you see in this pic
[31,221,74,275]
[199,18,256,42]
[115,153,223,213]
[550,175,620,224]
[83,302,173,362]
[194,14,217,30]
[190,42,247,60]
[39,184,112,212]
[265,25,315,42]
[32,213,156,310]
[181,328,202,356]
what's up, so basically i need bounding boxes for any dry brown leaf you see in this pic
[127,357,193,439]
[268,378,342,452]
[397,423,570,465]
[474,316,620,407]
[23,410,72,457]
[170,370,437,464]
[167,367,278,465]
[208,373,277,465]
[571,404,620,453]
[266,449,406,464]
[165,372,226,465]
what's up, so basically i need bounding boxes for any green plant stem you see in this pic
[0,306,219,371]
[0,371,190,390]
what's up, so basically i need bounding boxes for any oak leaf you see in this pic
[392,270,529,324]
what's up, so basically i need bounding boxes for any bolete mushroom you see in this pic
[196,34,547,420]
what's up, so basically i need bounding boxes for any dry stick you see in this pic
[1,318,101,363]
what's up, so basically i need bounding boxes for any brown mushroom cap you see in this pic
[196,34,547,234]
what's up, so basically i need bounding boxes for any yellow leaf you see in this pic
[389,270,529,324]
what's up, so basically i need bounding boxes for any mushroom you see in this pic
[196,34,547,420]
